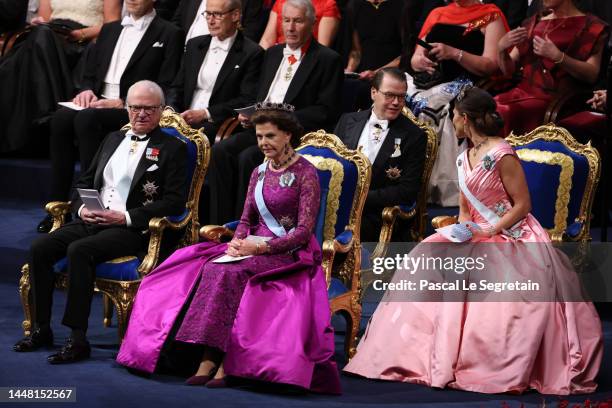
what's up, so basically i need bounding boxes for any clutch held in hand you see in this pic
[450,222,481,242]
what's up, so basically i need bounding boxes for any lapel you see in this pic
[343,110,370,150]
[185,36,211,102]
[129,127,165,193]
[211,32,244,97]
[98,23,124,81]
[94,132,125,188]
[258,45,284,100]
[284,41,319,103]
[123,16,163,74]
[372,116,405,170]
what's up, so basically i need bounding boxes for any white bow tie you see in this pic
[210,37,231,51]
[121,15,145,30]
[283,47,301,60]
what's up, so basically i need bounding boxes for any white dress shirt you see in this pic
[357,112,390,164]
[102,10,157,99]
[189,31,237,115]
[185,0,209,43]
[79,131,150,227]
[265,45,304,103]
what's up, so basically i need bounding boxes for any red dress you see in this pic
[495,14,608,136]
[272,0,341,44]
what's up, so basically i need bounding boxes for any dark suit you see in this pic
[30,127,187,331]
[172,0,269,42]
[335,110,426,242]
[48,16,184,204]
[207,40,344,224]
[166,32,264,140]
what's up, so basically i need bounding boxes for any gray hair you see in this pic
[226,0,242,12]
[282,0,316,25]
[126,80,165,106]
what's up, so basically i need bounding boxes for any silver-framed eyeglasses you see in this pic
[202,8,236,19]
[127,105,162,115]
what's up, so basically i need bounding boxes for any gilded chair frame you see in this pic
[431,124,600,242]
[19,108,210,340]
[201,130,371,358]
[507,124,600,242]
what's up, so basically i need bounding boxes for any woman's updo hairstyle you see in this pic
[455,86,504,137]
[250,102,304,148]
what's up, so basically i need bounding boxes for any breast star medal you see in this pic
[142,180,159,197]
[385,166,402,180]
[279,172,296,187]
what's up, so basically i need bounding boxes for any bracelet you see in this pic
[554,52,565,64]
[456,49,464,63]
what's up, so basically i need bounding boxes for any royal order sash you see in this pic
[255,162,295,237]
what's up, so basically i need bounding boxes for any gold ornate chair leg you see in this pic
[348,300,361,359]
[96,279,141,341]
[19,264,33,337]
[103,294,113,327]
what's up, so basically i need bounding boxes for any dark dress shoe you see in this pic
[13,329,54,352]
[37,215,54,233]
[185,375,212,386]
[205,378,228,388]
[47,339,90,364]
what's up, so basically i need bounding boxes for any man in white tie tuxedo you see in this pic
[14,81,188,364]
[166,0,264,144]
[38,0,183,233]
[335,68,427,242]
[207,0,343,224]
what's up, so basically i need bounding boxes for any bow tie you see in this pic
[126,130,151,141]
[210,37,231,51]
[283,47,301,61]
[121,15,146,30]
[369,119,388,131]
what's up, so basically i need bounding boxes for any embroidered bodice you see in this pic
[50,0,104,27]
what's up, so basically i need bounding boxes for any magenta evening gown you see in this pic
[117,157,341,394]
[344,142,603,395]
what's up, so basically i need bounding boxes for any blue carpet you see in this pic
[1,200,611,407]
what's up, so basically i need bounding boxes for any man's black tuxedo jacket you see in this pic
[335,109,426,210]
[172,0,269,42]
[258,41,343,132]
[71,127,188,230]
[167,32,264,122]
[80,16,184,99]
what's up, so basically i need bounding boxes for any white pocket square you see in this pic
[234,65,240,69]
[152,41,164,47]
[146,164,159,172]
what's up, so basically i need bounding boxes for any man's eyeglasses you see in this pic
[376,90,406,103]
[127,105,162,115]
[202,8,236,20]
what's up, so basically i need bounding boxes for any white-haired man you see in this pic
[14,81,188,364]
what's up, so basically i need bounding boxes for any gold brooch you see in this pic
[385,166,401,180]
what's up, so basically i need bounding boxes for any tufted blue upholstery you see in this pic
[514,140,589,231]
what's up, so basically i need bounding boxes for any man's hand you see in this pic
[180,109,208,126]
[90,98,124,109]
[89,210,127,226]
[238,113,252,128]
[73,90,99,108]
[80,207,99,224]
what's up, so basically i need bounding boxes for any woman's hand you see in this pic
[358,70,376,81]
[587,90,607,111]
[429,43,459,62]
[412,53,437,74]
[533,35,562,62]
[226,238,259,256]
[498,27,528,52]
[466,224,495,239]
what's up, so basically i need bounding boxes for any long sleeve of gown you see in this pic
[267,165,321,254]
[234,169,259,239]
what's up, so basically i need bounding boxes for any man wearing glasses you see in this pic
[167,0,263,144]
[335,68,426,242]
[38,0,183,233]
[13,81,188,364]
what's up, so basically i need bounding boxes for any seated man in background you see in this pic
[166,0,264,144]
[335,68,426,242]
[38,0,183,233]
[207,0,343,225]
[13,81,188,364]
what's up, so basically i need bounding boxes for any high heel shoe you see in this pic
[205,377,228,388]
[185,367,217,386]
